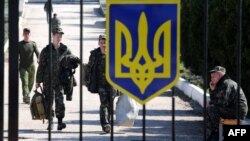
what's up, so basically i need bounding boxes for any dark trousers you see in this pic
[206,106,220,141]
[44,85,65,120]
[207,106,220,132]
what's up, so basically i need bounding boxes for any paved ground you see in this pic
[3,2,204,141]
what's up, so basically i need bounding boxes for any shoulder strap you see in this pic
[35,86,45,97]
[39,86,44,95]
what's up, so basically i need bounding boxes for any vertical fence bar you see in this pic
[188,0,192,63]
[236,0,242,125]
[80,0,83,140]
[8,0,19,141]
[48,0,52,140]
[110,94,114,141]
[172,88,175,141]
[0,0,4,140]
[142,104,146,141]
[203,0,208,140]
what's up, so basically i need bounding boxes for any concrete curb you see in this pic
[176,77,210,108]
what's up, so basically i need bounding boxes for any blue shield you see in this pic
[106,0,180,104]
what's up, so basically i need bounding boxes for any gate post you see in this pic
[8,1,19,141]
[0,0,5,140]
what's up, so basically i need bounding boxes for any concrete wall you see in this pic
[176,78,210,108]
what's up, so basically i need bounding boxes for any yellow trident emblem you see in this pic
[115,12,171,94]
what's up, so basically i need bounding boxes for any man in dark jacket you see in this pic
[36,27,71,130]
[206,66,248,141]
[19,28,40,104]
[85,34,116,133]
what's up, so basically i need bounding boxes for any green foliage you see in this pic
[180,68,203,88]
[181,0,250,117]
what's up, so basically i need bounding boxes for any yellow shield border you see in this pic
[106,0,180,104]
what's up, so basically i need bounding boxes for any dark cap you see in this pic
[53,27,64,35]
[209,66,226,73]
[99,34,106,40]
[23,28,30,33]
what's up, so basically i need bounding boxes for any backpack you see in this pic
[87,69,98,93]
[30,87,47,122]
[86,50,99,93]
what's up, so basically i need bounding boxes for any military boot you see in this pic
[23,96,30,104]
[47,119,54,130]
[57,123,66,130]
[25,96,30,104]
[103,124,111,133]
[57,118,66,130]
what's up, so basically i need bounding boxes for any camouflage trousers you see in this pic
[98,88,116,129]
[19,64,35,102]
[44,85,65,119]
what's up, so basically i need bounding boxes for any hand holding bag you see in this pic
[115,94,139,127]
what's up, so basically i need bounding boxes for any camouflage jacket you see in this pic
[36,43,72,87]
[209,74,248,119]
[85,47,112,92]
[51,17,61,31]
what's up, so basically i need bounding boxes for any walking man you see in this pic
[44,1,53,23]
[51,13,61,33]
[19,28,40,104]
[36,27,71,130]
[85,34,116,133]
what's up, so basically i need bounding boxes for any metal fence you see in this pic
[0,0,243,141]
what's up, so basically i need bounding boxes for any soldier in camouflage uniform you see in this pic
[44,1,53,23]
[51,13,61,34]
[85,34,116,133]
[18,28,40,104]
[206,66,248,141]
[36,28,71,130]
